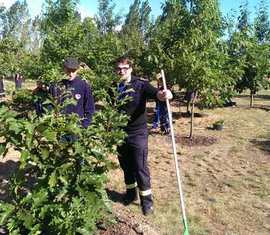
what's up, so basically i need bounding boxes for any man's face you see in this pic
[116,63,132,81]
[64,67,77,80]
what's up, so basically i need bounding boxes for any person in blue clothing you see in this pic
[115,56,173,216]
[33,80,48,116]
[49,57,95,128]
[152,74,170,134]
[34,58,95,129]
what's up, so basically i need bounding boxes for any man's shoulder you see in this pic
[74,77,90,86]
[132,76,149,85]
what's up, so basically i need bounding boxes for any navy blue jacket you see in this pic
[50,76,95,128]
[119,76,158,133]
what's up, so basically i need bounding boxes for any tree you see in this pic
[146,0,189,82]
[120,0,152,75]
[0,0,31,44]
[95,0,121,35]
[40,0,83,66]
[175,0,228,138]
[29,16,42,54]
[233,1,270,107]
[0,5,6,39]
[254,0,270,43]
[0,37,26,76]
[148,0,228,138]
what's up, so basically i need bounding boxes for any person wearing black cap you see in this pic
[115,56,173,216]
[49,57,95,128]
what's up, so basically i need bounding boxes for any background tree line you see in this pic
[0,0,269,127]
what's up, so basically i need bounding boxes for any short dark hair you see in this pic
[64,57,80,70]
[115,56,133,67]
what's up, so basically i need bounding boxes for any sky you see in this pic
[0,0,269,20]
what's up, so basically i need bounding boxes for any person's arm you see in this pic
[143,80,158,99]
[82,82,95,128]
[143,80,173,101]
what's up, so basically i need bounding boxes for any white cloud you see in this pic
[0,0,16,8]
[77,5,93,20]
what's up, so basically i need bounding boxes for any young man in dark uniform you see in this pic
[115,56,172,215]
[48,57,95,128]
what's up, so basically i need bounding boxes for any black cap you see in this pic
[64,57,79,70]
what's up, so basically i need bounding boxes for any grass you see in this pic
[1,87,270,234]
[107,89,270,234]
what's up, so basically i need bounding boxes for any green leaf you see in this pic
[0,203,15,224]
[22,213,35,229]
[40,148,50,159]
[59,176,68,186]
[20,150,30,169]
[48,171,57,188]
[9,121,23,135]
[43,130,57,142]
[32,189,48,208]
[0,142,7,157]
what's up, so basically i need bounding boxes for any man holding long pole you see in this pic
[115,56,173,215]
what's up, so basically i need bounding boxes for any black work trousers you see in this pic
[117,129,153,209]
[118,129,151,190]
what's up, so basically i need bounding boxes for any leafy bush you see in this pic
[77,67,117,103]
[0,92,128,234]
[11,89,35,111]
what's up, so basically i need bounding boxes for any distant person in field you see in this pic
[151,73,170,134]
[33,81,48,116]
[115,56,173,216]
[0,76,5,98]
[61,57,95,128]
[14,73,23,90]
[47,57,95,128]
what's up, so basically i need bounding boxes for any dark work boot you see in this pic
[140,194,154,216]
[142,206,154,216]
[123,188,138,205]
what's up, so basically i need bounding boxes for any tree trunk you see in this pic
[189,91,197,139]
[186,100,190,115]
[250,90,254,107]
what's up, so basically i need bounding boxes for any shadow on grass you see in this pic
[231,104,270,112]
[253,105,270,112]
[250,139,270,154]
[235,94,270,100]
[106,189,125,204]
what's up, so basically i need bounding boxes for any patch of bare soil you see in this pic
[99,204,159,235]
[174,135,217,146]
